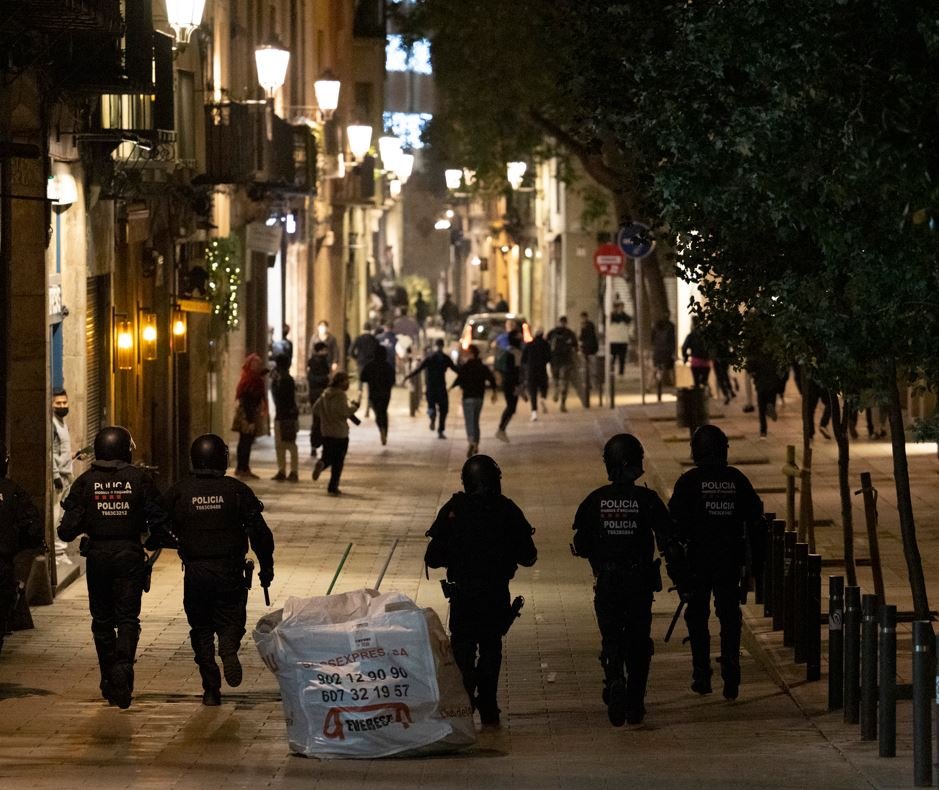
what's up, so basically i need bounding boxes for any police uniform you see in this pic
[425,478,537,727]
[0,470,43,650]
[58,455,169,707]
[161,470,274,701]
[573,477,676,725]
[668,431,763,699]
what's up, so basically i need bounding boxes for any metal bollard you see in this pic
[828,576,845,709]
[793,543,809,662]
[771,521,786,631]
[763,514,776,618]
[843,586,861,724]
[755,512,773,608]
[912,620,934,787]
[828,576,844,710]
[806,554,821,682]
[783,532,797,648]
[860,593,879,740]
[878,604,896,758]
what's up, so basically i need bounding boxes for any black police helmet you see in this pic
[0,440,8,478]
[691,424,729,465]
[190,434,229,472]
[603,433,644,482]
[94,426,134,463]
[461,454,502,495]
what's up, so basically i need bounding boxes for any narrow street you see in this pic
[0,383,909,789]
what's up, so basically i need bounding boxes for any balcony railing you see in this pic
[0,0,122,32]
[203,102,316,195]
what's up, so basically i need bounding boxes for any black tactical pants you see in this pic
[684,568,742,686]
[86,544,145,692]
[183,559,248,692]
[449,586,510,717]
[593,567,654,715]
[426,387,449,435]
[0,559,17,650]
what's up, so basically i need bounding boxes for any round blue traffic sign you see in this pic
[616,222,655,259]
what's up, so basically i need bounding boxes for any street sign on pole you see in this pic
[593,243,625,276]
[616,222,655,260]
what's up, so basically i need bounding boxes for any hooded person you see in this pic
[232,353,268,479]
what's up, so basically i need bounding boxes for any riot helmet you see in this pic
[603,433,644,483]
[190,434,229,472]
[94,426,134,463]
[461,454,502,495]
[691,424,729,465]
[0,440,8,478]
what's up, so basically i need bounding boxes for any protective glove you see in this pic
[53,478,64,492]
[259,566,274,587]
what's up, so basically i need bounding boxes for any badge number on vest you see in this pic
[94,481,133,515]
[601,499,639,536]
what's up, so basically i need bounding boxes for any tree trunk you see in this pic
[830,393,857,586]
[886,361,930,619]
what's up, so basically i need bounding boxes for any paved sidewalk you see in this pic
[0,373,930,788]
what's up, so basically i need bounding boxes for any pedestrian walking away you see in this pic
[579,312,599,406]
[681,317,711,390]
[495,329,523,442]
[0,441,44,655]
[451,344,498,458]
[651,313,676,402]
[439,292,460,336]
[350,322,381,372]
[359,354,396,445]
[311,372,360,495]
[406,338,457,438]
[572,434,687,726]
[57,426,173,709]
[546,316,578,412]
[668,425,764,700]
[156,434,275,706]
[608,301,632,377]
[307,342,331,458]
[521,328,551,420]
[425,455,537,728]
[231,353,268,478]
[270,354,299,481]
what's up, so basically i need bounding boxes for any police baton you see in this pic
[143,548,162,594]
[263,585,271,607]
[664,590,686,643]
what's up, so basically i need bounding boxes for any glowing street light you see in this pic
[255,41,290,97]
[166,0,206,49]
[378,135,403,173]
[346,124,373,161]
[444,168,463,191]
[313,70,341,120]
[507,161,527,190]
[397,153,415,184]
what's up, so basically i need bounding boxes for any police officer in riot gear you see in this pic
[668,425,763,700]
[425,455,537,728]
[572,433,684,726]
[0,441,44,654]
[58,426,171,708]
[158,434,274,706]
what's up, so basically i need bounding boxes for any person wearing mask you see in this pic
[52,389,74,565]
[668,426,764,700]
[232,353,268,479]
[608,301,633,377]
[311,372,360,495]
[0,441,44,655]
[546,316,578,412]
[425,455,537,728]
[270,354,299,482]
[572,434,686,726]
[521,328,551,421]
[57,426,172,708]
[406,338,458,439]
[495,330,523,443]
[157,435,275,706]
[451,345,498,458]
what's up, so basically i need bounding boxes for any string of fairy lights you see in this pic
[206,236,242,331]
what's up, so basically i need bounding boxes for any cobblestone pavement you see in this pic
[2,372,931,788]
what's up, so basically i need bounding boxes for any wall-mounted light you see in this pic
[313,70,341,120]
[500,244,511,254]
[115,317,134,370]
[139,310,158,361]
[471,256,482,267]
[346,124,373,162]
[255,41,290,97]
[46,172,79,210]
[397,153,415,184]
[166,0,206,50]
[445,208,455,219]
[444,168,463,191]
[507,161,527,190]
[171,306,188,354]
[389,178,402,198]
[524,247,534,259]
[378,135,403,174]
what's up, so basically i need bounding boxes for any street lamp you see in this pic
[171,306,188,354]
[507,161,527,190]
[313,70,341,120]
[139,310,158,361]
[397,153,415,184]
[255,41,290,97]
[378,135,403,174]
[346,124,373,162]
[444,168,463,191]
[166,0,206,50]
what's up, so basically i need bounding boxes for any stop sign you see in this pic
[593,243,625,276]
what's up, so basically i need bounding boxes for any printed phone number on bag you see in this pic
[316,667,411,704]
